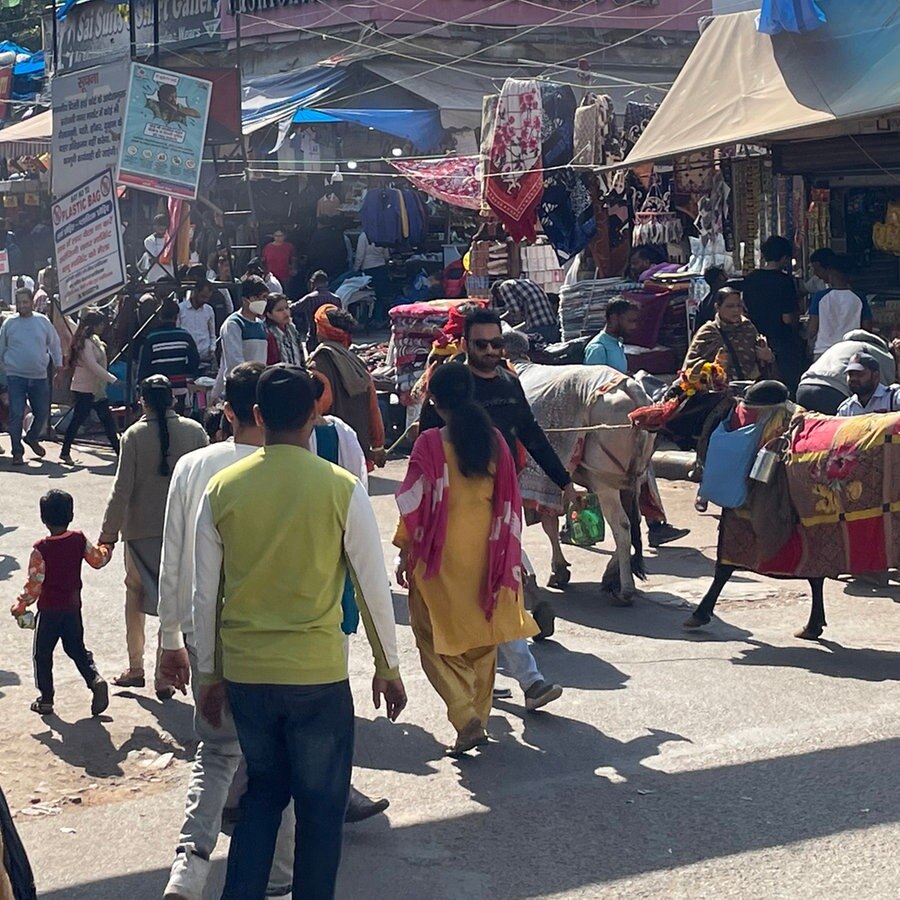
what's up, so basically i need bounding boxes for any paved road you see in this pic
[2,444,900,898]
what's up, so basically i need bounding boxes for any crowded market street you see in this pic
[3,451,900,899]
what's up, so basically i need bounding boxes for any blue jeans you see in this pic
[223,680,354,900]
[6,375,49,457]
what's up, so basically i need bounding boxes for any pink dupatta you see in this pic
[395,427,523,620]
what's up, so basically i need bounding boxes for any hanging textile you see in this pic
[757,0,826,35]
[537,82,596,264]
[484,78,544,242]
[390,156,482,210]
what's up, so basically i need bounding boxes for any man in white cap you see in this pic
[836,352,900,416]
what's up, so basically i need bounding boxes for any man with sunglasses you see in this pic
[419,308,574,712]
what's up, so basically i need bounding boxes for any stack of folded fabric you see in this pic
[558,278,638,341]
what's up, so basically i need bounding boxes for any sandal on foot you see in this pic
[447,718,489,757]
[30,698,53,715]
[113,669,146,688]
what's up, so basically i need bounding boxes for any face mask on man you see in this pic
[248,299,267,316]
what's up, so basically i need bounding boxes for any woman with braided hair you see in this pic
[99,375,207,695]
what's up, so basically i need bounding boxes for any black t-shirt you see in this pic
[739,269,798,345]
[419,367,571,490]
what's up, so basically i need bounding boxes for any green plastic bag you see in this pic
[566,493,605,547]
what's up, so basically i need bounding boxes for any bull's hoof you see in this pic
[548,562,571,589]
[683,613,710,629]
[794,624,824,641]
[610,592,635,608]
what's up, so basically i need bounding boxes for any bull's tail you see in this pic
[621,489,646,581]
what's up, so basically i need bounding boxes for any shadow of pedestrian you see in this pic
[32,716,192,779]
[354,716,446,777]
[0,552,20,582]
[530,639,629,691]
[130,692,197,750]
[0,669,21,699]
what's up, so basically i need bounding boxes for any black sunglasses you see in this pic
[473,338,504,350]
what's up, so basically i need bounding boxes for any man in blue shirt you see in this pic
[584,298,637,370]
[583,297,689,547]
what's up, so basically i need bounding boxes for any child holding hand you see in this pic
[10,490,112,717]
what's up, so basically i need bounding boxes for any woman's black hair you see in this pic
[427,363,495,478]
[140,375,174,476]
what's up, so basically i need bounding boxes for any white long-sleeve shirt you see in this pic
[158,439,258,650]
[308,416,368,489]
[177,299,216,361]
[355,232,390,271]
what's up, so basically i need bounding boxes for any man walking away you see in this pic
[193,365,405,899]
[807,254,873,360]
[138,299,200,410]
[0,286,61,465]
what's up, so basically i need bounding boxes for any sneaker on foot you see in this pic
[164,848,211,900]
[24,438,46,458]
[59,452,74,465]
[648,523,691,547]
[11,455,24,466]
[90,677,109,716]
[524,680,563,712]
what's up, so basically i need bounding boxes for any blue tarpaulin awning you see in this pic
[292,106,444,151]
[243,65,447,151]
[242,66,350,133]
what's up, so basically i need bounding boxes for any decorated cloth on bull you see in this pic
[721,410,900,577]
[514,361,633,519]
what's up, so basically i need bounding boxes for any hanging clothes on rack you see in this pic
[537,82,595,264]
[484,78,544,242]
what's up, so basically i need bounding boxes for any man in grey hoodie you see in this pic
[0,287,61,464]
[796,329,896,415]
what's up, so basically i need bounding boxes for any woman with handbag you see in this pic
[683,287,774,382]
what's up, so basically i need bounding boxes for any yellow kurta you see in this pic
[395,440,538,657]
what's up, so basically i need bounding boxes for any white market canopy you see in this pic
[619,1,900,168]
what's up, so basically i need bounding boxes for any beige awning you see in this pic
[0,109,52,145]
[619,4,900,168]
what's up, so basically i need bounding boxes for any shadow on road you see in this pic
[0,552,20,583]
[0,669,21,699]
[531,638,628,691]
[354,715,446,777]
[552,581,754,644]
[735,638,900,683]
[39,736,900,899]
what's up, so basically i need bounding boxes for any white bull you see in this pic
[513,358,656,602]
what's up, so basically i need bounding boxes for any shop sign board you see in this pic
[116,63,212,200]
[52,169,127,314]
[51,62,129,199]
[55,0,221,74]
[223,0,701,36]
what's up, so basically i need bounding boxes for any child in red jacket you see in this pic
[10,490,112,717]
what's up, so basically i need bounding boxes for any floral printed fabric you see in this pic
[391,156,482,211]
[484,78,544,242]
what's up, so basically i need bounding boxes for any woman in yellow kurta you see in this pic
[395,363,537,755]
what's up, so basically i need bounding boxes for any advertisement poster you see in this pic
[53,170,127,314]
[116,64,212,200]
[51,62,129,199]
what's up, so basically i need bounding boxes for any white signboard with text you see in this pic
[52,169,127,313]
